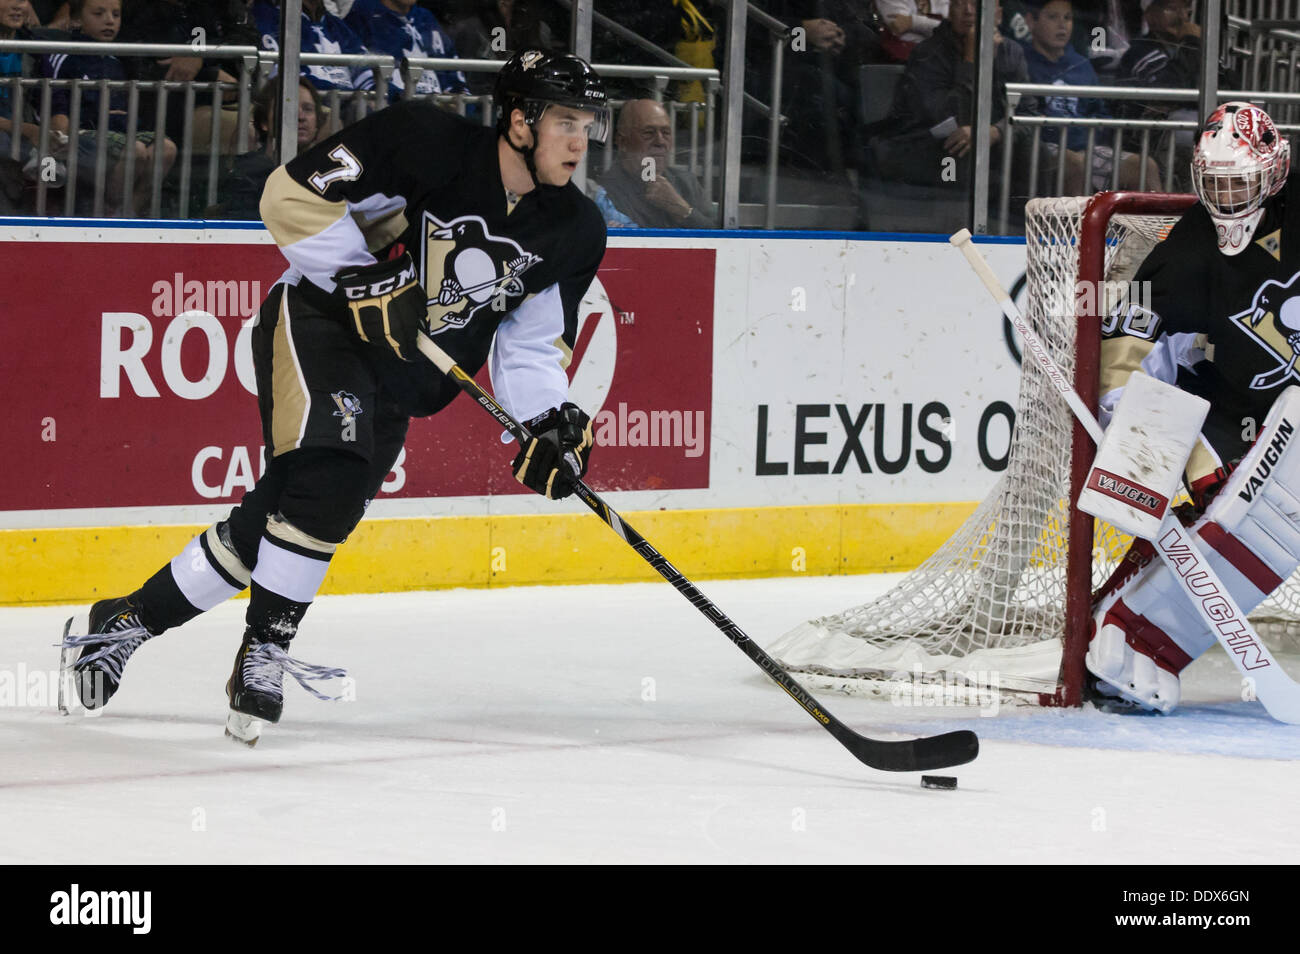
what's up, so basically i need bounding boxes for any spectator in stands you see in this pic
[1022,0,1157,192]
[592,0,681,96]
[876,0,949,62]
[0,0,49,209]
[47,0,178,215]
[33,1,70,27]
[252,0,376,93]
[447,0,560,94]
[1004,0,1121,67]
[1115,0,1206,186]
[0,0,43,160]
[345,0,467,102]
[869,0,1026,187]
[208,78,321,219]
[745,0,858,173]
[116,0,244,162]
[592,98,712,228]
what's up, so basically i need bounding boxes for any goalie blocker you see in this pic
[1088,384,1300,712]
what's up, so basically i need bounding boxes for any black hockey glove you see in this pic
[334,252,428,362]
[512,403,594,500]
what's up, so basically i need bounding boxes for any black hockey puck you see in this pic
[921,775,958,790]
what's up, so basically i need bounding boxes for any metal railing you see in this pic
[997,81,1300,232]
[0,39,719,222]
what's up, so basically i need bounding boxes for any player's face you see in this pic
[80,0,122,41]
[1204,173,1261,214]
[531,107,595,186]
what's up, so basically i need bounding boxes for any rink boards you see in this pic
[0,222,1027,603]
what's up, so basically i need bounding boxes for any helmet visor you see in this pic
[521,99,612,145]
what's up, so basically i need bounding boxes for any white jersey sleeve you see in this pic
[490,282,570,427]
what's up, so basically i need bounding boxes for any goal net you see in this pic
[768,192,1300,706]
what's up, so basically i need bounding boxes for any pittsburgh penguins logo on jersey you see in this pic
[1231,270,1300,389]
[420,212,542,335]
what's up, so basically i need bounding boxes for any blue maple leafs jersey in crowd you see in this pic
[345,0,468,102]
[259,100,606,421]
[252,0,375,91]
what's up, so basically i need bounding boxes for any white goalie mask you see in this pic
[1191,102,1291,256]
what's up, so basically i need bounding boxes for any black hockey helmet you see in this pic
[494,50,610,145]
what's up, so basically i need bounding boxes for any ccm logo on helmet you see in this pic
[342,262,417,299]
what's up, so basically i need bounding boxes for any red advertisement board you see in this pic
[2,240,713,511]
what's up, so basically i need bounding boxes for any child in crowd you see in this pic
[45,0,177,215]
[1022,0,1156,192]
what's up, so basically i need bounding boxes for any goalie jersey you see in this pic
[259,99,606,420]
[1101,174,1300,488]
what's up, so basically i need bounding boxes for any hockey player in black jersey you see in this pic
[59,50,611,745]
[1088,101,1300,713]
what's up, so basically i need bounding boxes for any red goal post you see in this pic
[1062,191,1199,705]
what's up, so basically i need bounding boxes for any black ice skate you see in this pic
[224,635,348,747]
[57,595,157,713]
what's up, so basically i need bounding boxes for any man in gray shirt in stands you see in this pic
[593,98,713,229]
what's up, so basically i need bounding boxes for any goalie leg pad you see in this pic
[1088,596,1191,712]
[1088,386,1300,711]
[1200,386,1300,599]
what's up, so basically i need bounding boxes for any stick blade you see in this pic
[847,729,980,773]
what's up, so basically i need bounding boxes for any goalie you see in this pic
[1088,101,1300,712]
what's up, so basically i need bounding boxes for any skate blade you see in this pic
[56,614,90,716]
[224,710,265,747]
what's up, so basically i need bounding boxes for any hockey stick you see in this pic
[1250,351,1299,390]
[416,335,979,772]
[951,229,1300,723]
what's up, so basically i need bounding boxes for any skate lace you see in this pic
[243,642,348,701]
[60,617,151,681]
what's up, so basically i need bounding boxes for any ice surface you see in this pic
[2,575,1298,863]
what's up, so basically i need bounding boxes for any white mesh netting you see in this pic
[768,195,1300,702]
